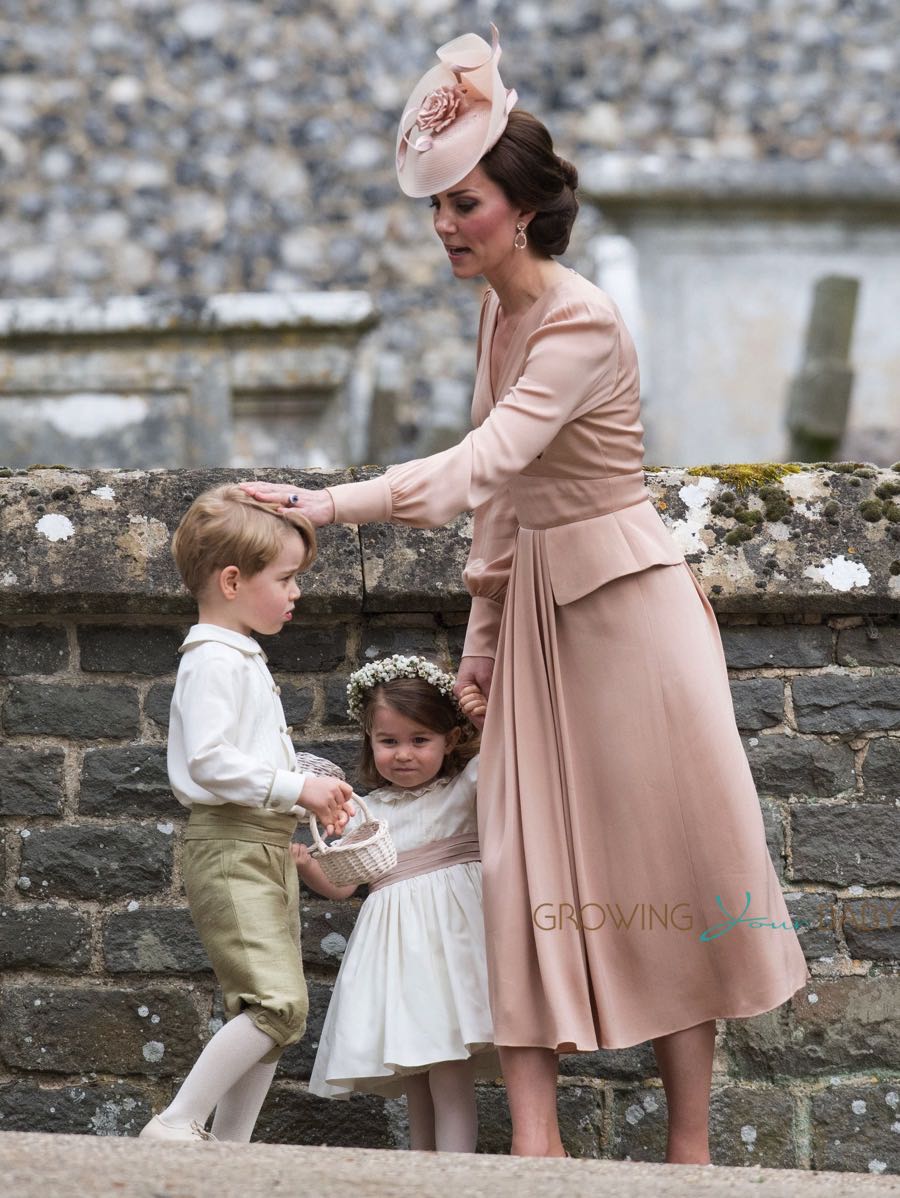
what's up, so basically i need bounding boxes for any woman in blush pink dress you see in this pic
[242,26,809,1163]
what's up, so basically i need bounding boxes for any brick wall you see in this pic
[1,465,898,1169]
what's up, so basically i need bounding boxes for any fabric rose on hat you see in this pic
[416,84,465,134]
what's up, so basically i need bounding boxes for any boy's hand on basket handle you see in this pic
[292,776,354,836]
[291,751,355,834]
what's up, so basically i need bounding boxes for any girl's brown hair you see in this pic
[357,676,480,790]
[480,110,579,258]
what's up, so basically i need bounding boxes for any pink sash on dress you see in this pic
[367,833,481,893]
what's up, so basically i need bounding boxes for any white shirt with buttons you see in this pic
[167,623,307,812]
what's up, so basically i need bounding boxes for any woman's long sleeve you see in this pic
[460,484,518,659]
[327,298,620,529]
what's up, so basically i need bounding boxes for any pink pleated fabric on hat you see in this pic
[395,24,518,197]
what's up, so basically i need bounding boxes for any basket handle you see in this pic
[308,791,373,853]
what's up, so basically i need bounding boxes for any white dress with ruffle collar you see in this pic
[308,754,499,1098]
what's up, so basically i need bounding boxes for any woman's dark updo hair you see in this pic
[480,110,579,258]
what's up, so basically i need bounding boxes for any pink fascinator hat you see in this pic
[395,23,518,198]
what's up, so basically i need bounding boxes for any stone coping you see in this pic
[0,292,378,339]
[0,465,898,618]
[580,156,900,210]
[0,1133,897,1198]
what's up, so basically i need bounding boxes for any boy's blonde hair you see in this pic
[171,483,317,597]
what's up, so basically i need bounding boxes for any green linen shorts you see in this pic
[183,803,307,1064]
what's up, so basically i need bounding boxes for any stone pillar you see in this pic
[0,292,378,470]
[580,158,900,467]
[785,275,860,462]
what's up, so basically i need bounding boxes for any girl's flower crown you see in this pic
[347,654,461,722]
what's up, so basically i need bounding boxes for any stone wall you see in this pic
[2,1,899,466]
[0,292,377,470]
[0,464,899,1169]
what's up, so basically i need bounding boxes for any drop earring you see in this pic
[514,221,528,250]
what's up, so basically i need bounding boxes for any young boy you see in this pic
[139,483,354,1143]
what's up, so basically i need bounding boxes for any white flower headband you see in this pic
[347,654,461,722]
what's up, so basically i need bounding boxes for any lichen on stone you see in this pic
[757,485,794,522]
[684,462,804,494]
[725,525,754,545]
[859,499,885,522]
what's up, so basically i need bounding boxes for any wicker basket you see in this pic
[295,751,347,781]
[309,792,397,887]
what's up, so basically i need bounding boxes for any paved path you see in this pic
[1,1132,898,1198]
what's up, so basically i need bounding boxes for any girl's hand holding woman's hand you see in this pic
[458,683,487,723]
[455,656,494,730]
[238,481,336,528]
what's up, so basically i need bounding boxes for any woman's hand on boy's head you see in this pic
[238,481,335,527]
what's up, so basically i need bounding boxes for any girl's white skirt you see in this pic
[308,861,500,1098]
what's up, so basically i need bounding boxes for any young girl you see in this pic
[293,654,496,1153]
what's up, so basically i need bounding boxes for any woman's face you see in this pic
[430,164,526,280]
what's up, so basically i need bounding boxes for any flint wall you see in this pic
[3,3,900,466]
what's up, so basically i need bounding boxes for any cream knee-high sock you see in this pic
[405,1072,436,1151]
[429,1059,477,1153]
[161,1013,277,1130]
[210,1059,278,1142]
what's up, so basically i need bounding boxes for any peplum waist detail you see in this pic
[510,469,651,528]
[508,471,685,606]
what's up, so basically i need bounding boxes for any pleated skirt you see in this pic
[477,532,810,1052]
